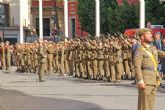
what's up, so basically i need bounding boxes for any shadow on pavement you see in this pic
[0,88,106,110]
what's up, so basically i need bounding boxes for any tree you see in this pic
[145,0,165,26]
[115,0,139,32]
[77,0,95,35]
[77,0,139,34]
[100,0,119,33]
[102,0,139,33]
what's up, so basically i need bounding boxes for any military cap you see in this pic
[138,28,152,37]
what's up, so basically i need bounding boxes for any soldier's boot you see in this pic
[25,68,28,73]
[107,76,111,82]
[127,72,132,80]
[35,66,39,74]
[97,75,103,81]
[75,71,79,77]
[90,74,94,80]
[92,68,98,80]
[82,72,87,78]
[91,74,97,80]
[49,68,53,74]
[77,72,82,78]
[111,77,116,83]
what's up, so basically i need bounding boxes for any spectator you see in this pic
[153,32,162,50]
[161,36,165,87]
[153,32,165,87]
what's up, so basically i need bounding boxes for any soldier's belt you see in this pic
[141,67,157,71]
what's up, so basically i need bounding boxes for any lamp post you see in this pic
[1,14,5,42]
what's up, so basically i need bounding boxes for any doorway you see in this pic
[36,18,50,37]
[70,18,75,38]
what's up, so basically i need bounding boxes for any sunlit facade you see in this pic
[0,0,31,27]
[30,0,86,38]
[0,0,143,43]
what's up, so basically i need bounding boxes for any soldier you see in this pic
[15,43,21,72]
[91,40,98,80]
[29,44,35,73]
[85,40,94,79]
[5,41,11,70]
[97,41,104,80]
[38,39,47,82]
[109,40,117,83]
[77,41,85,78]
[1,42,6,70]
[67,40,75,75]
[19,44,26,72]
[46,42,55,74]
[54,44,61,73]
[23,44,28,72]
[26,45,32,73]
[59,43,65,76]
[64,42,69,75]
[103,40,110,81]
[126,39,135,79]
[134,28,165,110]
[114,40,123,82]
[33,42,39,73]
[74,40,81,77]
[82,41,87,78]
[122,41,131,79]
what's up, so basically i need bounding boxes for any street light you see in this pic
[1,13,5,42]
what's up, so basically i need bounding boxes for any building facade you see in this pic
[31,0,87,39]
[0,0,143,43]
[0,0,31,43]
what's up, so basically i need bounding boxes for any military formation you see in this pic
[0,41,11,71]
[0,34,134,82]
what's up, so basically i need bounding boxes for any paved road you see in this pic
[0,68,165,110]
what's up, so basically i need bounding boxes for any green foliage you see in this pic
[77,0,139,34]
[145,0,165,26]
[115,0,139,32]
[77,0,95,35]
[100,0,119,33]
[77,0,165,35]
[102,0,139,33]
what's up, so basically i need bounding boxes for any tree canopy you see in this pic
[77,0,165,35]
[77,0,95,35]
[145,0,165,26]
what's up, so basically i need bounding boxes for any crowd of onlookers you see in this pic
[151,32,165,78]
[131,31,165,87]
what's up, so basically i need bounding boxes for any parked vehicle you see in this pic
[124,28,165,37]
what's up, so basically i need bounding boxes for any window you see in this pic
[36,18,50,36]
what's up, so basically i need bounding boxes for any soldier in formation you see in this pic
[12,34,135,82]
[0,41,11,71]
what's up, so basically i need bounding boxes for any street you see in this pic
[0,67,165,110]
